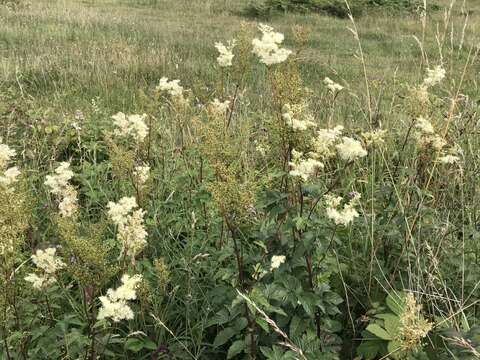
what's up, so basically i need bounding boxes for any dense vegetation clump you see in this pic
[0,0,479,359]
[244,0,437,18]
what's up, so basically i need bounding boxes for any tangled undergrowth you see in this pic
[0,2,480,359]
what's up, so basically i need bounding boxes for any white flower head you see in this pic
[45,162,78,218]
[270,255,286,271]
[209,99,231,116]
[252,24,292,66]
[415,116,434,134]
[437,155,460,164]
[44,162,74,195]
[157,77,184,97]
[423,65,446,87]
[24,273,56,290]
[325,193,360,226]
[336,137,368,162]
[32,247,65,274]
[58,185,78,218]
[215,40,236,67]
[0,144,16,169]
[282,104,316,131]
[97,274,143,322]
[134,165,150,185]
[107,197,138,226]
[0,166,20,187]
[289,149,324,181]
[97,296,134,322]
[117,208,148,258]
[362,129,387,147]
[324,77,344,92]
[112,112,148,143]
[26,247,65,291]
[313,125,344,159]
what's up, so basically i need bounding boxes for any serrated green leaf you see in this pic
[213,327,236,347]
[227,340,245,359]
[357,339,382,360]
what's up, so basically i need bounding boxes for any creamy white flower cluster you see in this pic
[289,149,324,181]
[134,165,150,185]
[209,99,231,116]
[323,77,344,93]
[252,24,292,66]
[215,40,236,67]
[157,77,184,98]
[361,129,387,147]
[25,248,65,290]
[108,197,147,259]
[315,126,367,162]
[270,255,286,271]
[97,274,142,322]
[414,116,447,152]
[111,112,148,143]
[335,137,368,162]
[282,104,316,131]
[0,143,20,188]
[325,192,361,226]
[45,162,78,217]
[437,143,462,165]
[289,125,368,182]
[423,65,446,88]
[312,126,344,160]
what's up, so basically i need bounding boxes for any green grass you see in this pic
[1,0,478,112]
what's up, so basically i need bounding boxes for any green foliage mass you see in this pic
[244,0,437,18]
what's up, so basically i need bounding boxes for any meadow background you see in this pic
[1,0,480,359]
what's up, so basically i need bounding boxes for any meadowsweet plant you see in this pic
[2,1,480,358]
[324,192,361,226]
[24,248,65,290]
[108,196,148,262]
[0,143,20,189]
[44,162,78,217]
[97,274,143,322]
[252,23,292,65]
[215,40,236,67]
[323,77,344,93]
[111,112,148,144]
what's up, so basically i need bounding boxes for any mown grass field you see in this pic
[1,0,480,359]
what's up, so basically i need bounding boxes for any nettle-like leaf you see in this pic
[227,339,245,359]
[213,327,237,347]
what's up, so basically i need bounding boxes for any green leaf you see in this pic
[206,308,230,327]
[366,324,392,340]
[227,340,245,359]
[213,327,237,347]
[125,338,144,352]
[142,338,158,350]
[357,339,382,360]
[376,313,400,336]
[233,317,248,332]
[289,316,303,338]
[256,317,270,333]
[387,340,402,357]
[386,292,405,316]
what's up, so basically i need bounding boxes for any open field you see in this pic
[1,0,480,359]
[1,0,479,111]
